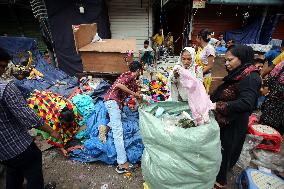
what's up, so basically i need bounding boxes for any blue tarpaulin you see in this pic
[225,15,280,45]
[70,99,144,164]
[0,36,78,98]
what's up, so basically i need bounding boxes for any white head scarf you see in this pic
[168,47,198,101]
[176,47,197,77]
[178,47,196,68]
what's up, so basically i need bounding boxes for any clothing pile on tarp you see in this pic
[141,73,170,102]
[69,99,144,164]
[71,94,96,125]
[0,36,78,98]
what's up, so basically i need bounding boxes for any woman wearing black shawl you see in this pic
[211,45,261,188]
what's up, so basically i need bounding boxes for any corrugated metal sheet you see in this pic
[108,0,150,51]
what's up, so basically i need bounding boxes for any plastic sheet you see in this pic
[140,101,221,189]
[178,66,214,125]
[236,134,263,169]
[70,100,143,164]
[252,149,284,172]
[0,37,78,98]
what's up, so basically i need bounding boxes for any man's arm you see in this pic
[116,83,140,98]
[3,83,45,129]
[3,83,61,139]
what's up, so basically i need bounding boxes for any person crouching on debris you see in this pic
[27,90,80,157]
[168,47,203,101]
[103,61,142,173]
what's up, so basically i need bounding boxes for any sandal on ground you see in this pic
[115,163,135,174]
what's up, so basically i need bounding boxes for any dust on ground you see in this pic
[42,149,144,189]
[1,146,238,189]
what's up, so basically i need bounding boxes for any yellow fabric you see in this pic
[196,47,204,67]
[143,182,150,189]
[204,76,212,93]
[272,51,284,66]
[196,47,212,93]
[153,34,164,46]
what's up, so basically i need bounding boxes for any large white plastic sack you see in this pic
[139,102,222,189]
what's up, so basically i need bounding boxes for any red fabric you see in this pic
[270,62,284,84]
[104,71,138,105]
[248,114,259,127]
[248,124,283,153]
[235,65,259,81]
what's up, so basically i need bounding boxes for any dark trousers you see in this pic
[2,142,44,189]
[216,117,248,185]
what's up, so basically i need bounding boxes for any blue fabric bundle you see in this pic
[71,94,96,126]
[70,100,144,164]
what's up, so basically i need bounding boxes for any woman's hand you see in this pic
[173,69,179,78]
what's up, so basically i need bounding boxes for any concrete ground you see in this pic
[0,146,239,189]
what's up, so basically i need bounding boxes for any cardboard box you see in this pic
[73,23,136,74]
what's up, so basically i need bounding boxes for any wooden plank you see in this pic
[79,39,136,53]
[81,52,129,74]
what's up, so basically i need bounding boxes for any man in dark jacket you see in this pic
[0,47,60,189]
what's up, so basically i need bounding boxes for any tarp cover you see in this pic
[45,0,111,76]
[0,36,78,98]
[225,15,280,45]
[140,102,222,189]
[70,99,144,164]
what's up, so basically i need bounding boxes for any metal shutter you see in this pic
[108,0,152,51]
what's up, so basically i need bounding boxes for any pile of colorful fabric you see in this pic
[27,90,80,147]
[141,73,170,102]
[0,36,145,165]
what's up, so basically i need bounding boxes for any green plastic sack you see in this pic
[139,102,222,189]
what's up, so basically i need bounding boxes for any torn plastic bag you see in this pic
[236,134,263,169]
[139,101,221,189]
[252,149,284,172]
